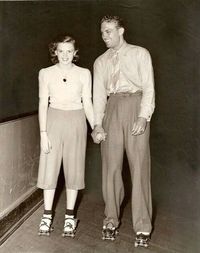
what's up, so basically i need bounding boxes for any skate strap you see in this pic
[64,218,77,229]
[64,222,73,229]
[104,222,116,230]
[40,217,52,229]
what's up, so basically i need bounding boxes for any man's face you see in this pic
[101,21,122,49]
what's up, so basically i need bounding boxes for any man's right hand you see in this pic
[40,132,52,153]
[91,125,107,144]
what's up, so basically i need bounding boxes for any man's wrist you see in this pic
[138,117,147,122]
[94,124,102,127]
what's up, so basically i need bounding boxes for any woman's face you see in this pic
[55,42,76,65]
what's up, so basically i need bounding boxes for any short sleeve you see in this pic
[38,69,49,99]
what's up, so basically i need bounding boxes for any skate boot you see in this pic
[38,214,54,236]
[102,222,119,241]
[62,216,78,238]
[134,233,150,248]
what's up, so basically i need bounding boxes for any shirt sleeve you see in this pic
[138,49,155,121]
[93,58,107,126]
[38,69,49,100]
[81,69,92,99]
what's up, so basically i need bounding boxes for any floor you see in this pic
[0,137,199,253]
[0,187,199,253]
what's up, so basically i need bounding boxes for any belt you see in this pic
[109,91,142,97]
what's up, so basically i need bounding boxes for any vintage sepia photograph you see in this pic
[0,0,199,252]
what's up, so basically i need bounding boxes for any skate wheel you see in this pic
[111,237,115,241]
[62,233,75,238]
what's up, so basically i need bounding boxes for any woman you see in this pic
[37,34,94,237]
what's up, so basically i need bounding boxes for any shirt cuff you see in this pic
[138,112,151,122]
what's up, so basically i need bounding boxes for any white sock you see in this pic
[65,214,74,218]
[43,214,52,218]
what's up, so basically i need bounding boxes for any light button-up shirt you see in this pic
[93,41,155,125]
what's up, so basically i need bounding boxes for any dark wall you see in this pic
[0,1,96,120]
[1,0,200,218]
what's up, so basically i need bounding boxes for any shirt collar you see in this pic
[109,40,128,56]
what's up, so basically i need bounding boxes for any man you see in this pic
[92,15,155,248]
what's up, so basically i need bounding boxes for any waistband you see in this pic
[49,107,84,113]
[109,91,142,97]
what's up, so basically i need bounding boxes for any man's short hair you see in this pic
[101,15,124,29]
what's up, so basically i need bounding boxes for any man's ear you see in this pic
[119,27,125,36]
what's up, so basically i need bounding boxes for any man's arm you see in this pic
[138,49,155,121]
[132,49,155,136]
[92,58,107,143]
[93,59,107,126]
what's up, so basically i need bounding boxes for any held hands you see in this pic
[91,125,107,144]
[40,132,52,153]
[131,117,147,136]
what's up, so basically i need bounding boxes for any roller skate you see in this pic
[102,222,119,241]
[62,216,78,238]
[134,233,150,248]
[38,214,54,236]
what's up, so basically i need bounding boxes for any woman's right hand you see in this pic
[40,132,52,153]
